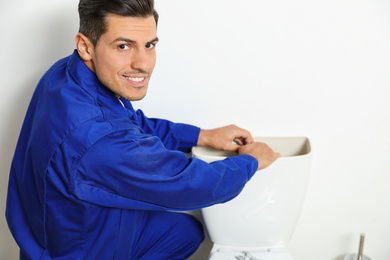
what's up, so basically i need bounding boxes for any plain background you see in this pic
[1,0,390,259]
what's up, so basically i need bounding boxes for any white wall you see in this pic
[1,0,390,259]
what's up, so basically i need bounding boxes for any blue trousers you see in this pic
[129,211,204,260]
[19,211,204,260]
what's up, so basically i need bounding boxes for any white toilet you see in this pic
[192,136,312,260]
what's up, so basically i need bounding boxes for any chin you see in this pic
[123,93,147,101]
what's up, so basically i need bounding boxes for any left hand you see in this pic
[197,125,255,152]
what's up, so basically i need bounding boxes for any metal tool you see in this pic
[235,251,259,260]
[357,233,365,260]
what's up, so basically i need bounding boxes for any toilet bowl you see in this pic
[192,136,312,260]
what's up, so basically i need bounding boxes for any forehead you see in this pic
[103,13,157,41]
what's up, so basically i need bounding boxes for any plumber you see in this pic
[6,0,280,259]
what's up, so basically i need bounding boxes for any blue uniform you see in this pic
[6,50,258,259]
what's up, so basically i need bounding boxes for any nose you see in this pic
[130,49,152,73]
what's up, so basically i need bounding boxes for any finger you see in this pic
[233,138,244,146]
[236,136,254,145]
[234,133,254,144]
[238,130,254,144]
[244,135,255,144]
[225,142,241,152]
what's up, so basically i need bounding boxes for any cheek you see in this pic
[96,56,124,81]
[149,53,157,73]
[94,64,119,90]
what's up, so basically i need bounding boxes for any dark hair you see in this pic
[78,0,159,47]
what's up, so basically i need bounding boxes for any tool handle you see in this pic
[357,233,365,260]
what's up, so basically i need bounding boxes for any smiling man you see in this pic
[77,13,158,101]
[6,0,279,259]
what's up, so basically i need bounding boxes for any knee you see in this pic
[178,213,205,246]
[137,211,205,260]
[151,211,205,246]
[170,213,204,259]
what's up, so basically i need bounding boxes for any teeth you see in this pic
[125,76,145,82]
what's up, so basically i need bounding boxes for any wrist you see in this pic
[197,129,211,146]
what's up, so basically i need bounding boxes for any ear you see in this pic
[75,33,94,61]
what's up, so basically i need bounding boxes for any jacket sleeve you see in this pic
[133,109,200,152]
[69,129,258,211]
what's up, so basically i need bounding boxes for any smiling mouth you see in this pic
[124,76,145,82]
[123,75,147,85]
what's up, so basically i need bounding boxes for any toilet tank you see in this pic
[192,136,312,248]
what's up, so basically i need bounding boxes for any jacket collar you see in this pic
[66,50,134,119]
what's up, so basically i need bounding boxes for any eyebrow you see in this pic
[111,37,159,45]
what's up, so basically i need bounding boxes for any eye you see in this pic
[118,44,130,50]
[145,43,156,49]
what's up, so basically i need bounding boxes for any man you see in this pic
[6,0,280,259]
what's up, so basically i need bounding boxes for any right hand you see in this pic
[238,142,281,170]
[197,125,254,152]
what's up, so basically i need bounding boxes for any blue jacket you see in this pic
[6,50,258,259]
